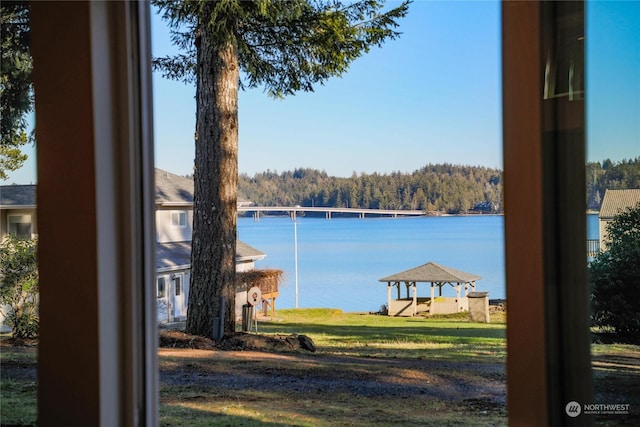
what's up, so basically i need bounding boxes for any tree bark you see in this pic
[186,13,239,337]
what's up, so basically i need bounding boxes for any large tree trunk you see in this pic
[186,16,239,337]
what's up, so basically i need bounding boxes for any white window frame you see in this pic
[157,277,166,299]
[171,211,187,227]
[8,214,33,237]
[31,2,157,425]
[29,1,594,426]
[174,274,182,296]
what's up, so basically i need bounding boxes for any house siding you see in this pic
[155,209,193,243]
[156,270,191,322]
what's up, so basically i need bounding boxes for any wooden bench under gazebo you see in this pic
[379,262,481,317]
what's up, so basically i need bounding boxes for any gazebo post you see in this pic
[396,282,400,300]
[387,283,392,314]
[430,282,435,313]
[456,283,462,311]
[412,281,417,316]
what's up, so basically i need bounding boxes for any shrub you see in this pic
[0,235,39,339]
[590,202,640,341]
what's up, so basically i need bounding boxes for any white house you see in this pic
[0,184,37,239]
[0,185,38,331]
[1,169,266,326]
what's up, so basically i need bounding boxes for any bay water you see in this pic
[238,215,507,313]
[239,213,600,313]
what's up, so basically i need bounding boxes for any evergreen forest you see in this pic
[586,157,640,210]
[238,164,503,214]
[234,157,640,214]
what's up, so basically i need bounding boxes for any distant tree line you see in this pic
[196,158,638,214]
[238,164,504,214]
[587,157,640,210]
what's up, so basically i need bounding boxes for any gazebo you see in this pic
[379,262,481,317]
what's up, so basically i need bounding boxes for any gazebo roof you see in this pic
[379,262,481,283]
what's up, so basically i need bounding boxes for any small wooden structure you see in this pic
[379,262,481,317]
[236,269,282,318]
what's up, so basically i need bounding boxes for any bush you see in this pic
[590,202,640,341]
[0,235,39,339]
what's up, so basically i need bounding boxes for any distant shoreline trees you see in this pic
[237,157,640,214]
[239,163,503,214]
[587,157,640,210]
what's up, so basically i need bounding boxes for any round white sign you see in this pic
[247,287,262,306]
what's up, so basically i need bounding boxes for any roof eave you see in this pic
[0,204,37,210]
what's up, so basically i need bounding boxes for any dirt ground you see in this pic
[157,331,507,425]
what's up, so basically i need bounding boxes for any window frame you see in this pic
[29,1,594,426]
[157,277,166,300]
[171,211,187,228]
[31,2,157,425]
[174,274,182,297]
[7,214,33,238]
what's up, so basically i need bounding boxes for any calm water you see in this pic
[238,215,506,312]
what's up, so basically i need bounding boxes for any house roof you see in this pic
[155,168,251,207]
[236,240,266,262]
[156,240,265,271]
[599,189,640,219]
[155,169,194,206]
[156,242,192,271]
[0,185,36,208]
[379,262,481,283]
[2,170,251,209]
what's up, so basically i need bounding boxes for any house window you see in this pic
[171,211,187,227]
[157,277,165,299]
[8,215,32,238]
[174,275,182,296]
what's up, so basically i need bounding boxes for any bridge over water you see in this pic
[237,206,426,220]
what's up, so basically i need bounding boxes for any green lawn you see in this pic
[257,308,507,363]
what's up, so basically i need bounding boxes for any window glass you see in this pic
[157,277,165,299]
[174,276,182,296]
[171,211,187,227]
[8,215,32,238]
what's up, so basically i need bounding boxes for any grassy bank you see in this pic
[257,309,507,363]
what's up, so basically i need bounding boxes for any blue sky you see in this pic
[152,0,503,178]
[586,0,640,163]
[2,1,638,184]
